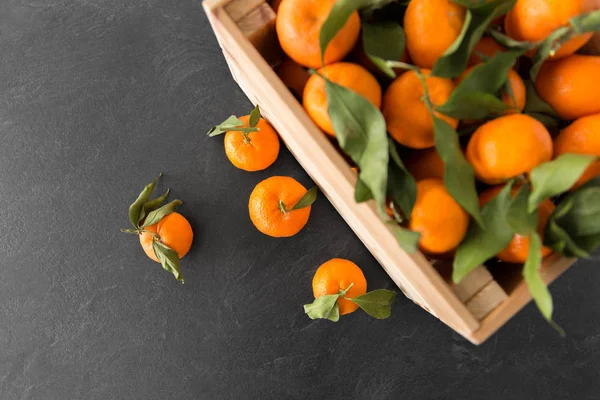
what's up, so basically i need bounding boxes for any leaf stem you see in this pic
[226,127,260,133]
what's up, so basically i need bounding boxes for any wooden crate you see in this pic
[203,0,577,344]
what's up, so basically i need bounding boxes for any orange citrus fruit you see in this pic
[248,176,312,237]
[224,115,280,172]
[554,113,600,189]
[479,186,555,263]
[276,0,360,68]
[312,258,367,315]
[140,212,194,263]
[276,58,310,100]
[535,55,600,121]
[468,36,506,66]
[383,69,458,149]
[405,148,445,181]
[456,67,526,114]
[303,62,382,137]
[409,178,470,254]
[404,0,466,69]
[466,114,553,184]
[505,0,592,59]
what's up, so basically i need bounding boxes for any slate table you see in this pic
[1,1,599,399]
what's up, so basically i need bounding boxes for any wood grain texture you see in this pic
[466,281,508,320]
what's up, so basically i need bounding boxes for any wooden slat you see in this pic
[468,255,575,344]
[465,281,508,320]
[225,0,266,22]
[203,2,481,338]
[433,260,494,303]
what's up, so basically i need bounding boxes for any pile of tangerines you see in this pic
[271,0,600,324]
[121,0,600,326]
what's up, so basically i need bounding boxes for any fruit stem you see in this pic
[278,200,288,214]
[339,282,354,298]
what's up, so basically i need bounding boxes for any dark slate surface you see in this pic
[1,1,599,399]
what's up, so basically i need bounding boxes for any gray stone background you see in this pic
[0,1,599,399]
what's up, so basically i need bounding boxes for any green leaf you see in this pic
[437,50,523,119]
[207,115,258,137]
[139,188,171,225]
[324,76,389,214]
[437,92,508,120]
[556,187,600,237]
[433,116,484,226]
[486,28,536,51]
[506,184,537,235]
[528,154,597,213]
[353,139,417,218]
[128,174,161,228]
[530,26,571,80]
[387,221,421,253]
[347,289,397,319]
[453,181,515,283]
[143,188,170,213]
[362,21,405,78]
[303,294,340,321]
[570,9,600,34]
[387,138,416,217]
[248,104,261,128]
[152,239,184,283]
[415,70,483,226]
[432,0,516,78]
[527,113,561,131]
[354,178,372,203]
[289,186,318,211]
[545,179,600,257]
[522,232,552,321]
[141,199,183,228]
[523,81,557,116]
[320,0,371,65]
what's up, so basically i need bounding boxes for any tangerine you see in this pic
[139,212,194,263]
[276,0,360,68]
[312,258,367,315]
[553,113,600,189]
[248,176,312,237]
[466,114,553,184]
[383,69,457,149]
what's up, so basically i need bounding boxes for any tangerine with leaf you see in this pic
[535,55,600,121]
[409,178,470,254]
[479,185,555,264]
[466,114,553,184]
[505,0,592,59]
[553,113,600,189]
[383,69,458,149]
[304,258,397,321]
[404,0,466,69]
[276,0,360,68]
[303,62,382,137]
[248,176,317,237]
[208,105,280,172]
[121,174,191,283]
